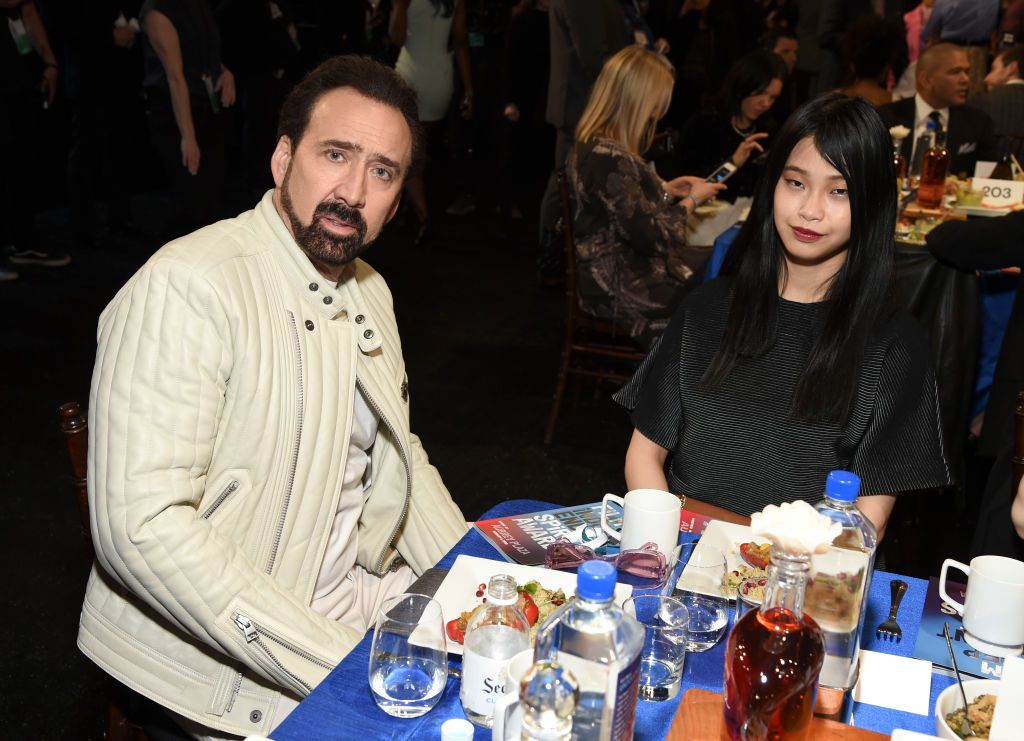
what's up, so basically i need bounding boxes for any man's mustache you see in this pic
[313,201,366,232]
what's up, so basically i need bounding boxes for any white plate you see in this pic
[676,520,769,600]
[432,554,633,655]
[955,204,1017,218]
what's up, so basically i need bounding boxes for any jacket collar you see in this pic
[254,190,383,355]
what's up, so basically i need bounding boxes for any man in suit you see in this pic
[971,44,1024,159]
[537,0,629,280]
[928,211,1024,561]
[879,42,997,177]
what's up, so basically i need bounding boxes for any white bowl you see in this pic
[934,678,1000,740]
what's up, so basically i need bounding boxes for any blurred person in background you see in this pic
[665,0,738,127]
[0,0,68,280]
[390,0,473,245]
[568,45,725,347]
[970,44,1024,160]
[759,26,798,127]
[498,0,552,221]
[1002,0,1024,44]
[537,0,629,283]
[838,13,905,107]
[904,0,934,64]
[675,49,787,200]
[141,0,236,239]
[56,1,145,250]
[922,0,1000,96]
[217,0,303,199]
[879,42,997,178]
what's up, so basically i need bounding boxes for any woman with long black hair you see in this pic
[615,93,951,539]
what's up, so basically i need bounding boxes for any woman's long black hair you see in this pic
[702,93,897,422]
[716,49,788,122]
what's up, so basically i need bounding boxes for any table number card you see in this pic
[972,178,1024,209]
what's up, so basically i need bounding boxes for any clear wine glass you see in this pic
[368,593,448,718]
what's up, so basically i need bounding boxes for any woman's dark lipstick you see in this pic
[791,226,823,242]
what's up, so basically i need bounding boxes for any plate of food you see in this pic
[433,554,633,654]
[677,520,771,601]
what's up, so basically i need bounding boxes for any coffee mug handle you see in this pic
[601,493,624,542]
[491,689,518,741]
[939,558,969,616]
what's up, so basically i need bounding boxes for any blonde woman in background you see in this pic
[567,45,725,347]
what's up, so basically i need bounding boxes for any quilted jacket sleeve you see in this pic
[88,257,362,696]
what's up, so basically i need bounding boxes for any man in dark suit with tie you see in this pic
[970,44,1024,160]
[879,42,998,178]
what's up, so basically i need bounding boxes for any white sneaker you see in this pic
[7,246,71,267]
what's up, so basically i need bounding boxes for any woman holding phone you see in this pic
[615,94,951,539]
[569,45,724,347]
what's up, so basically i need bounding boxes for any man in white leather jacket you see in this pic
[78,56,469,738]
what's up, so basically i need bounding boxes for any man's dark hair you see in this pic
[997,44,1024,76]
[277,55,424,177]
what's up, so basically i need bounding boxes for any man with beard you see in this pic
[78,56,468,738]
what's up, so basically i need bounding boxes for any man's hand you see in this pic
[459,92,473,120]
[40,64,57,106]
[113,26,136,48]
[181,135,200,175]
[503,102,520,122]
[730,132,769,168]
[215,67,235,107]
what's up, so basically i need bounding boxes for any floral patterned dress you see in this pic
[568,136,697,347]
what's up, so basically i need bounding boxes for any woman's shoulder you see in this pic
[867,305,931,368]
[669,277,732,326]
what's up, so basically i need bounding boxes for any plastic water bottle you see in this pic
[808,470,877,693]
[533,561,644,741]
[461,574,531,728]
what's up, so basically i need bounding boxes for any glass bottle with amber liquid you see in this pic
[917,121,949,209]
[723,548,825,741]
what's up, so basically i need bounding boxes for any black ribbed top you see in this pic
[613,278,952,516]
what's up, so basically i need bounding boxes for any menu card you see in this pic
[475,502,714,566]
[911,577,1005,679]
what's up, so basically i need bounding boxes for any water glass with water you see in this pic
[676,547,729,652]
[368,593,448,718]
[624,595,689,702]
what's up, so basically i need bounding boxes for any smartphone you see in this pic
[706,161,737,183]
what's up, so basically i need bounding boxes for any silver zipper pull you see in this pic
[233,613,257,643]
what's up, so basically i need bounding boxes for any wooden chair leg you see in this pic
[544,346,573,445]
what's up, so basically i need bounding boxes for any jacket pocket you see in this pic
[199,470,249,520]
[230,610,335,696]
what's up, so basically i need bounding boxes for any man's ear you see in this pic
[271,136,293,188]
[1009,60,1021,80]
[385,191,403,224]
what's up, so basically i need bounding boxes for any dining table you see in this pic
[269,499,956,741]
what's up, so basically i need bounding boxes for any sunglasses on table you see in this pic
[544,537,669,582]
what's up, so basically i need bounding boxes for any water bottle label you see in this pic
[460,651,511,716]
[609,652,642,741]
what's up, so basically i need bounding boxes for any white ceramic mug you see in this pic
[600,489,681,556]
[491,649,535,741]
[939,555,1024,650]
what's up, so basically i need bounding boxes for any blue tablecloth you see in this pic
[271,500,953,740]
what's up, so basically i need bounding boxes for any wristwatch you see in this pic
[684,194,699,213]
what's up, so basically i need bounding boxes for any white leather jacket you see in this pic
[77,192,468,736]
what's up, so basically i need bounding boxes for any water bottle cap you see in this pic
[440,718,474,741]
[825,470,861,502]
[577,560,616,600]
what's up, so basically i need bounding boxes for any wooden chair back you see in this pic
[60,401,93,562]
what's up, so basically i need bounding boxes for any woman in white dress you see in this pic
[390,0,473,243]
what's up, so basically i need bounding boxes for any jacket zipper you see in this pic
[233,613,332,694]
[200,480,239,520]
[224,670,243,713]
[355,377,411,574]
[265,312,305,575]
